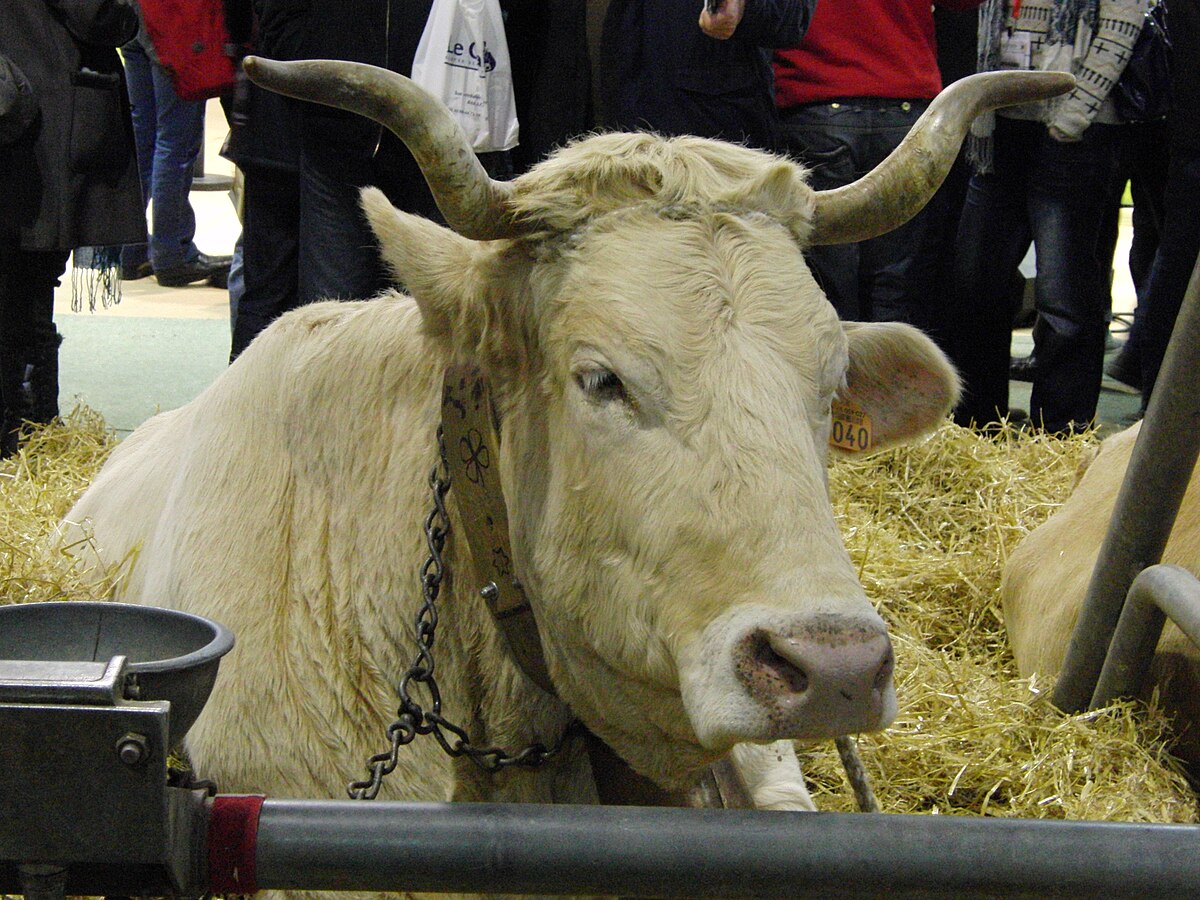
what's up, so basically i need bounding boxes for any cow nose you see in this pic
[734,615,895,737]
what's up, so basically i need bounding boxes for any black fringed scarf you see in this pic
[70,245,123,312]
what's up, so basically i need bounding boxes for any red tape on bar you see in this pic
[209,794,265,894]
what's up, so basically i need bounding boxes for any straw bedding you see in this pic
[1,409,1195,823]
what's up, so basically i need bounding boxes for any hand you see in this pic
[699,0,745,39]
[1048,125,1081,143]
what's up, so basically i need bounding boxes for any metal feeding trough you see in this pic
[0,601,233,898]
[0,600,233,747]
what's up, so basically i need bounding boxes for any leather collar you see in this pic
[441,366,557,696]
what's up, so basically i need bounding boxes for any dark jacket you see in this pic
[1170,0,1199,150]
[599,0,815,152]
[503,0,593,174]
[220,0,301,175]
[0,0,146,251]
[257,0,433,161]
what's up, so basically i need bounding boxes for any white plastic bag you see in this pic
[410,0,519,152]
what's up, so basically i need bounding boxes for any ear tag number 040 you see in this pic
[830,400,873,453]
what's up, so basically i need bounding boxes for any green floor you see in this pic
[58,313,229,437]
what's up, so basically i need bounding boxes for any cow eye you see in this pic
[575,367,628,404]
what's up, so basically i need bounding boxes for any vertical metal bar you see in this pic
[1090,564,1200,708]
[1053,251,1200,712]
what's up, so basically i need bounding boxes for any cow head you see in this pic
[247,60,1071,786]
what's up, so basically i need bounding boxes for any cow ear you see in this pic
[832,321,961,456]
[360,187,502,352]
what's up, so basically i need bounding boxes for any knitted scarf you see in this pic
[968,0,1101,171]
[70,245,123,312]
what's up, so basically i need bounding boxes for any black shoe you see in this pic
[1006,407,1030,426]
[156,253,233,288]
[1009,355,1037,381]
[121,261,153,281]
[1104,347,1142,391]
[206,267,229,290]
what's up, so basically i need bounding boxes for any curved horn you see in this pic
[243,56,524,240]
[809,70,1075,245]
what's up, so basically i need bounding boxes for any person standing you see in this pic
[256,0,486,307]
[0,0,147,457]
[599,0,815,152]
[1128,0,1200,413]
[950,0,1149,433]
[220,0,301,360]
[254,0,590,310]
[772,0,984,332]
[119,11,231,288]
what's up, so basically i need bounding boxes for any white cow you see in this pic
[1003,420,1200,766]
[60,60,1071,837]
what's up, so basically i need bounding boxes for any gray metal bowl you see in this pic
[0,601,234,747]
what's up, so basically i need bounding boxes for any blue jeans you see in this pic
[780,99,940,330]
[297,143,392,306]
[952,117,1122,432]
[120,40,205,272]
[296,127,509,306]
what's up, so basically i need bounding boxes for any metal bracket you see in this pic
[0,657,208,897]
[1090,563,1200,708]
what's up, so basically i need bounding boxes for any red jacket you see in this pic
[773,0,983,108]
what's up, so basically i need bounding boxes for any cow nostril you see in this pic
[873,643,895,692]
[753,632,808,694]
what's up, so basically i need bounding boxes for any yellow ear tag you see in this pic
[830,400,873,453]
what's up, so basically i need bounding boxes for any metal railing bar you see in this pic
[252,799,1200,898]
[1090,563,1200,708]
[1053,250,1200,713]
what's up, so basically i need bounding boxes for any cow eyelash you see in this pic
[575,368,628,404]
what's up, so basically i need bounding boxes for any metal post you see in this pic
[251,800,1200,898]
[1053,251,1200,712]
[1090,564,1200,708]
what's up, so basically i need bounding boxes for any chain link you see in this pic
[349,427,574,800]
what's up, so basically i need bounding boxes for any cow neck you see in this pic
[441,365,557,697]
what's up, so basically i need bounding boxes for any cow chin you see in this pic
[677,605,899,751]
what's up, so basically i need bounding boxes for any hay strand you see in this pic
[0,404,120,606]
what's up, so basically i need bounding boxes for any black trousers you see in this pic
[0,242,67,452]
[230,166,300,361]
[0,242,66,352]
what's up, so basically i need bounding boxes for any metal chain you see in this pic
[349,427,573,800]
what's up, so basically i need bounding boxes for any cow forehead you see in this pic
[541,209,848,394]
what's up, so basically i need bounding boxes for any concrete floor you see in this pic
[51,100,1143,439]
